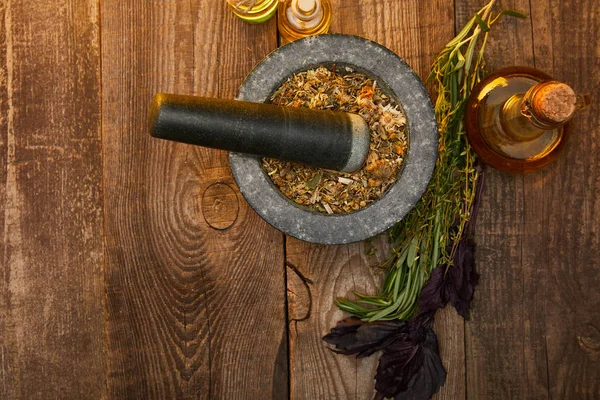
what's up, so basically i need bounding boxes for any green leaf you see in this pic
[491,9,527,26]
[368,292,405,321]
[393,265,403,301]
[407,237,419,268]
[353,293,378,300]
[431,209,441,270]
[499,9,527,19]
[426,70,437,84]
[392,295,418,320]
[305,173,321,189]
[382,268,398,293]
[335,298,368,314]
[475,13,491,32]
[451,49,466,73]
[396,248,409,268]
[365,247,377,256]
[446,17,475,48]
[463,37,479,91]
[396,274,414,312]
[451,73,459,107]
[357,298,390,307]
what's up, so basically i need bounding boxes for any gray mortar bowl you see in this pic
[229,34,437,244]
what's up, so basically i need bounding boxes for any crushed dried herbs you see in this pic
[262,66,408,214]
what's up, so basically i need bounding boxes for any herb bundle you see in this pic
[324,1,525,399]
[334,0,510,322]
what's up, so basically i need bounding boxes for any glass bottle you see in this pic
[228,0,279,23]
[278,0,332,43]
[465,67,590,173]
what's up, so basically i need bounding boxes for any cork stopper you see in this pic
[291,0,321,22]
[297,0,316,14]
[529,82,577,124]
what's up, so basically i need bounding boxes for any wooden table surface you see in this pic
[1,0,599,399]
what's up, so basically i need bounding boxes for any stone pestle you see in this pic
[148,93,370,173]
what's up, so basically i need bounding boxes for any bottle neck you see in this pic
[500,81,577,142]
[287,0,323,30]
[500,94,548,141]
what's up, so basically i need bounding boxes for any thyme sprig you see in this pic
[336,0,525,321]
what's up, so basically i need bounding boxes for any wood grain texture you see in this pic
[531,0,600,398]
[101,1,285,398]
[0,0,597,398]
[461,0,600,399]
[287,1,462,399]
[201,183,239,230]
[458,1,552,399]
[0,5,9,396]
[431,306,466,400]
[0,0,106,399]
[286,237,386,399]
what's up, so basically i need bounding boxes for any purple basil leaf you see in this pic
[375,341,421,396]
[445,238,479,319]
[405,311,436,338]
[392,330,446,400]
[324,313,444,400]
[419,238,479,319]
[374,317,445,400]
[323,317,407,358]
[417,265,447,314]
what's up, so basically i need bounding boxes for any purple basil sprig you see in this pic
[418,237,479,319]
[323,312,445,400]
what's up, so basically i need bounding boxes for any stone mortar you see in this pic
[229,34,438,244]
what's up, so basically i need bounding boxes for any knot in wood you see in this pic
[577,324,600,360]
[201,183,239,230]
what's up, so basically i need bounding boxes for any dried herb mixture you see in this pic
[262,66,408,214]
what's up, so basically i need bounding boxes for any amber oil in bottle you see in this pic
[465,67,590,173]
[278,0,332,43]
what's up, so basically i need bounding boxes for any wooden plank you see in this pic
[460,0,600,399]
[286,237,385,399]
[0,1,106,399]
[101,1,284,398]
[0,7,9,397]
[286,1,460,399]
[457,1,554,399]
[432,306,466,400]
[530,0,600,398]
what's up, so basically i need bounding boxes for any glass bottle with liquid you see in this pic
[278,0,332,43]
[465,67,590,173]
[228,0,279,23]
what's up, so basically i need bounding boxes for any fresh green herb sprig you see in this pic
[336,0,525,322]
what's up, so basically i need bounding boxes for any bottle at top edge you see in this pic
[278,0,332,43]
